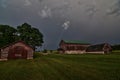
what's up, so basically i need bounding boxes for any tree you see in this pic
[112,44,120,50]
[17,23,44,50]
[0,25,17,47]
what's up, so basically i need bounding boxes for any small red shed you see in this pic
[0,41,34,61]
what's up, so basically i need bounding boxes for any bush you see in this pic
[33,52,42,58]
[42,49,47,53]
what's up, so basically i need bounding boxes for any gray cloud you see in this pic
[38,6,52,18]
[24,0,32,6]
[0,0,120,49]
[62,20,71,30]
[107,0,120,16]
[0,0,7,8]
[85,5,97,17]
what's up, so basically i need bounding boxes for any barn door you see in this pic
[8,46,27,59]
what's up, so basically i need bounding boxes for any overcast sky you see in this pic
[0,0,120,49]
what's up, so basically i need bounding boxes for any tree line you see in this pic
[112,45,120,50]
[0,23,44,50]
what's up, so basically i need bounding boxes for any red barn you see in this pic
[58,40,90,54]
[0,41,34,61]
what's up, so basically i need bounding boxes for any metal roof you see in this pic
[63,40,90,45]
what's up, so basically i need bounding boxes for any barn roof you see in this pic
[0,40,33,50]
[62,40,90,45]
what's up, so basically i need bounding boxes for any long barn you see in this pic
[58,40,90,54]
[0,41,34,61]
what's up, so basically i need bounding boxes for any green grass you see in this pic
[0,53,120,80]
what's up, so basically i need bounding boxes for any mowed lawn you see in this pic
[0,53,120,80]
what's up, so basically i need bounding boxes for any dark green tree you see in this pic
[0,25,17,47]
[112,44,120,50]
[17,23,44,50]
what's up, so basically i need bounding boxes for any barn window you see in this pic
[66,46,75,50]
[69,46,75,50]
[15,46,23,52]
[15,54,22,57]
[77,46,81,50]
[14,46,24,57]
[72,46,75,50]
[66,46,70,50]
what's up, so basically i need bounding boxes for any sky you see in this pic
[0,0,120,50]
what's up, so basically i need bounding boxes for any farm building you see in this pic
[58,40,90,54]
[0,41,34,61]
[86,43,112,54]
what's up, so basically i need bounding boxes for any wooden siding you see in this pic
[59,40,90,54]
[0,41,33,61]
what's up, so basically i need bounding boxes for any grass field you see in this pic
[0,53,120,80]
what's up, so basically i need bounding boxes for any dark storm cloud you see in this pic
[0,0,120,49]
[107,0,120,16]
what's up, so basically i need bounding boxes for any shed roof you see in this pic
[62,40,90,45]
[0,40,33,50]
